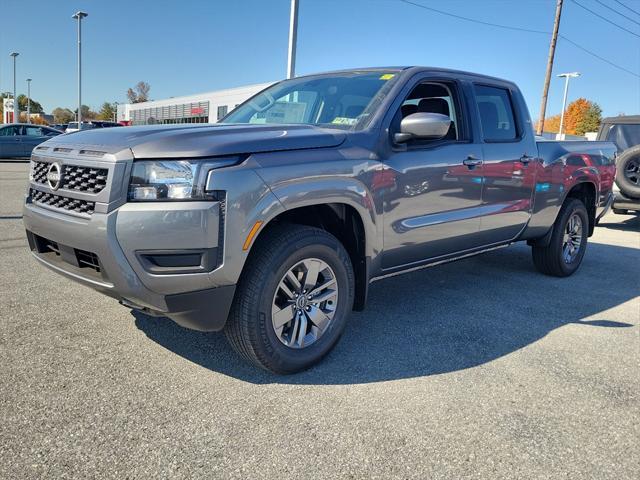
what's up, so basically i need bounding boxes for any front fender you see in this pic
[266,176,380,259]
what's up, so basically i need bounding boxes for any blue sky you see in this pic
[2,0,639,119]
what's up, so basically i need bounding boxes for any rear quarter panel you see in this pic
[523,140,616,238]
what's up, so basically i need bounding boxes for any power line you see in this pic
[570,0,640,38]
[612,0,640,18]
[397,0,549,34]
[559,35,640,77]
[397,0,640,79]
[595,0,640,26]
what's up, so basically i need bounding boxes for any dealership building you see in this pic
[116,82,273,126]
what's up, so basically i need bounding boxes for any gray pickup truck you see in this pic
[23,67,616,373]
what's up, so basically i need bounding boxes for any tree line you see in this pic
[50,82,152,123]
[0,81,152,125]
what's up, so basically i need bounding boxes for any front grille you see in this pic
[31,160,108,194]
[30,188,95,215]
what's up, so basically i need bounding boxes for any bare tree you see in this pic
[126,81,151,103]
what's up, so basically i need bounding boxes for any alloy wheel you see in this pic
[271,258,338,349]
[562,213,583,264]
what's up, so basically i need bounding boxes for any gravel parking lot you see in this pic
[1,160,638,479]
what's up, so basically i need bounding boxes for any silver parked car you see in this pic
[0,123,62,158]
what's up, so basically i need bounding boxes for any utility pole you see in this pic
[10,52,19,123]
[72,11,88,127]
[536,0,563,135]
[287,0,299,79]
[26,78,32,123]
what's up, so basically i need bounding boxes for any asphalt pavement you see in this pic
[1,160,638,479]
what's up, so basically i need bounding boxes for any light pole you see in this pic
[10,52,19,123]
[72,11,88,127]
[26,78,32,123]
[557,71,580,139]
[113,101,118,122]
[287,0,299,79]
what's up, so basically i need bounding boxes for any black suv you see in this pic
[597,116,640,214]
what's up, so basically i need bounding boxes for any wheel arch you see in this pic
[528,180,597,247]
[564,181,597,236]
[246,201,372,311]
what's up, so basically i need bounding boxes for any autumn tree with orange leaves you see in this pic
[537,98,602,136]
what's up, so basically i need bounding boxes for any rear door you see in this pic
[472,84,536,243]
[0,126,23,157]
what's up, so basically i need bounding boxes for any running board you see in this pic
[371,242,513,283]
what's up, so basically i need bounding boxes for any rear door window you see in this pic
[474,85,517,142]
[25,126,44,137]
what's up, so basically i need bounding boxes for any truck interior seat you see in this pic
[401,104,418,117]
[417,98,456,139]
[478,101,500,139]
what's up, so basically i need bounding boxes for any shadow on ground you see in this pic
[598,214,639,232]
[134,241,637,385]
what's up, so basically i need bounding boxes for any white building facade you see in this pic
[117,82,273,125]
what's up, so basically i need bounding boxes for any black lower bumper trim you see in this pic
[163,285,236,332]
[613,194,640,212]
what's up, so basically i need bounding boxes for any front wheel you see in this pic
[532,198,589,277]
[224,224,354,373]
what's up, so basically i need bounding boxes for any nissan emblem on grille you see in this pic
[46,163,62,190]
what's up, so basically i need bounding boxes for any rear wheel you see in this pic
[532,198,589,277]
[225,224,354,373]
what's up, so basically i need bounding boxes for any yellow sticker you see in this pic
[331,117,357,125]
[380,73,395,80]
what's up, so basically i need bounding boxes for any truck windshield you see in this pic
[220,71,400,130]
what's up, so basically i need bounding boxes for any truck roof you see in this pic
[601,115,640,125]
[296,66,517,87]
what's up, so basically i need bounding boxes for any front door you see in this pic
[381,79,485,269]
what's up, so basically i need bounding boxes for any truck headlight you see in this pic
[128,159,236,201]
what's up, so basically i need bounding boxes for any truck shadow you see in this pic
[133,241,637,385]
[598,215,639,232]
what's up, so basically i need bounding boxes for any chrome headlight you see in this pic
[128,159,236,201]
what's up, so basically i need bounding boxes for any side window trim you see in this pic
[473,82,522,144]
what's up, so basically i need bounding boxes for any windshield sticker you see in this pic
[263,101,307,124]
[379,73,395,80]
[332,117,357,125]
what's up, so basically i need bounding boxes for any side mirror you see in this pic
[394,112,451,143]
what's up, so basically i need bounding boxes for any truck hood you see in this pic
[44,123,347,159]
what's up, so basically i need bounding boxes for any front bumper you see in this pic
[23,199,235,332]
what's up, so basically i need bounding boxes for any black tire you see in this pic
[224,224,354,374]
[532,198,589,277]
[615,146,640,199]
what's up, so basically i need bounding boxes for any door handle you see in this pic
[463,156,483,168]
